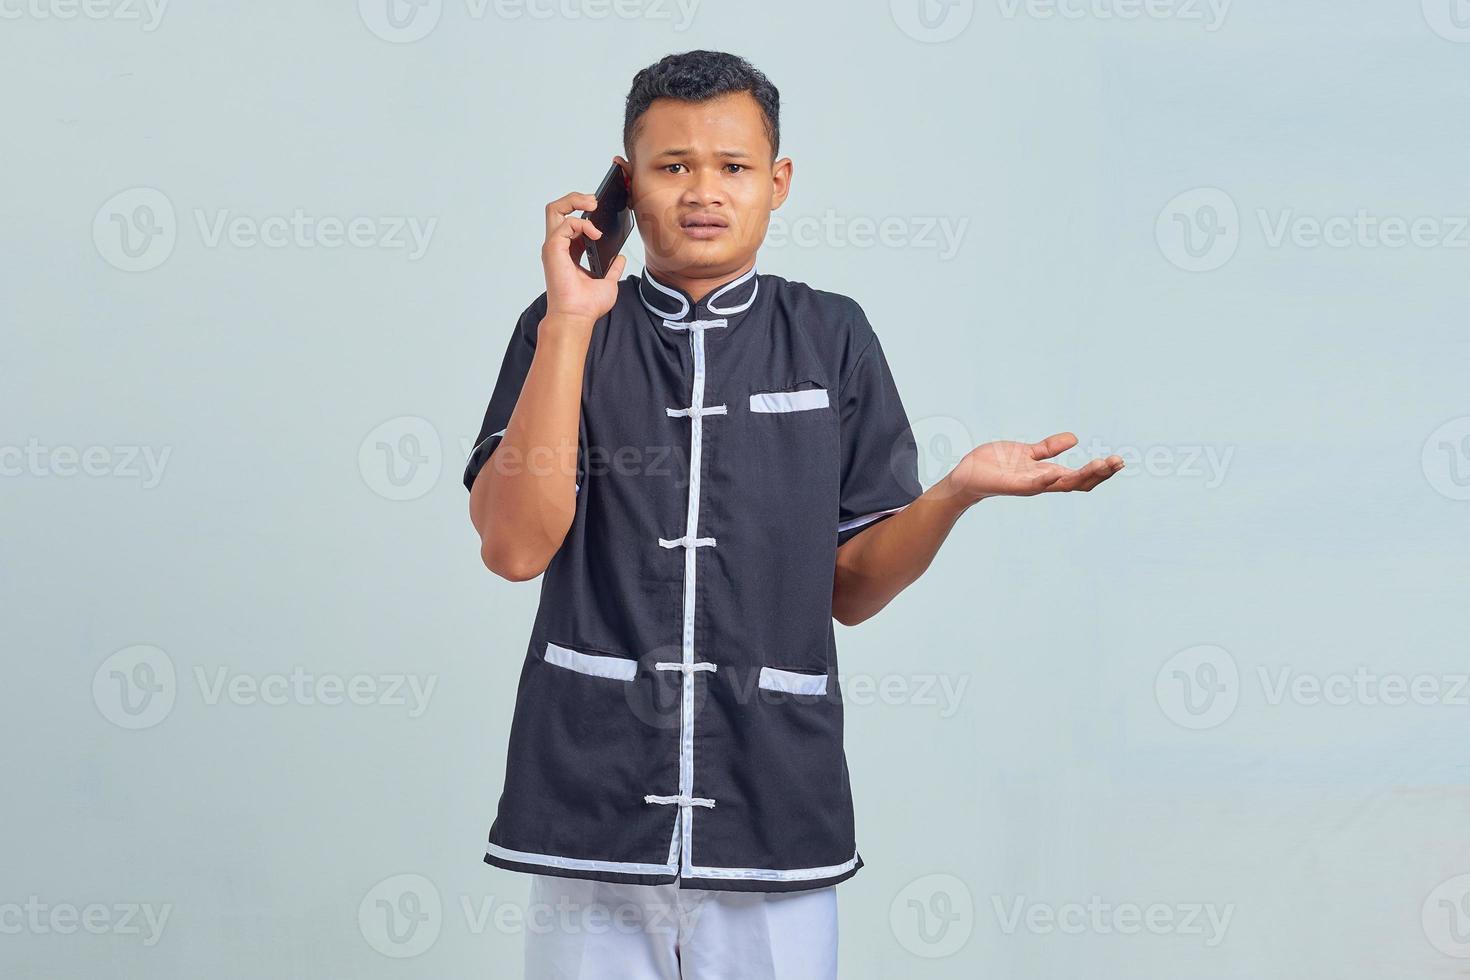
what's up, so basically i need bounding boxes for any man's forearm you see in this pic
[831,473,976,626]
[470,315,591,580]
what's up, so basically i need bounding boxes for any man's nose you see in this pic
[682,171,724,207]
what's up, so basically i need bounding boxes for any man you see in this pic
[465,49,1123,980]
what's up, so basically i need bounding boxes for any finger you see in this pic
[1043,458,1109,492]
[1074,457,1115,486]
[1027,432,1078,461]
[606,253,628,280]
[1082,456,1126,491]
[545,216,602,246]
[1078,456,1124,488]
[1027,464,1070,492]
[545,193,599,234]
[545,192,598,218]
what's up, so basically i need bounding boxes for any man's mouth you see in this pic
[680,213,729,239]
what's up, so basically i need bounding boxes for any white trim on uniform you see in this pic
[639,270,691,319]
[544,642,638,682]
[757,666,829,696]
[466,427,507,462]
[837,504,910,533]
[484,840,859,886]
[705,266,759,315]
[644,315,732,879]
[749,388,829,414]
[486,841,677,877]
[638,266,759,319]
[467,426,580,493]
[686,851,861,883]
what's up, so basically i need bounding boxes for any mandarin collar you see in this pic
[638,265,760,324]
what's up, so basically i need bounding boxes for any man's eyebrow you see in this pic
[652,147,753,159]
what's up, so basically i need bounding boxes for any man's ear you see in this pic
[771,157,793,210]
[613,155,633,189]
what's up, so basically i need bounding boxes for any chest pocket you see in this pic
[740,377,840,500]
[749,384,829,414]
[748,380,830,415]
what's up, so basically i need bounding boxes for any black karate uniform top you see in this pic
[463,266,922,892]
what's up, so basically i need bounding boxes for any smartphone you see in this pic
[579,162,633,279]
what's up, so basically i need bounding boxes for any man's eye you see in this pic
[725,164,745,174]
[664,164,686,174]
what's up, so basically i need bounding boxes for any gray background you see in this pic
[4,0,1469,977]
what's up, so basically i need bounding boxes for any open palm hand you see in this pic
[950,432,1124,503]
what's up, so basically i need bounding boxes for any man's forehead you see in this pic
[631,93,771,157]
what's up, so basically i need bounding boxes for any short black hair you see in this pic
[623,50,780,160]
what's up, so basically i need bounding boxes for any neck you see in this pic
[647,257,757,303]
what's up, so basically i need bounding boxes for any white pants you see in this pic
[522,872,838,980]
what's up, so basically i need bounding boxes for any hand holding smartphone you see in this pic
[578,162,633,279]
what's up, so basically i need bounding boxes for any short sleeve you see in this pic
[462,294,582,495]
[836,326,923,547]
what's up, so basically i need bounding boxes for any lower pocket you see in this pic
[543,641,638,682]
[757,666,829,696]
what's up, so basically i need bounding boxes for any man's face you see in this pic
[617,92,791,278]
